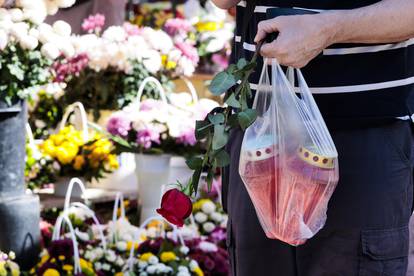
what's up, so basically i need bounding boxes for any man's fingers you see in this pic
[260,41,278,57]
[254,18,280,42]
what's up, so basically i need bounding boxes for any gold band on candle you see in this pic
[298,146,335,169]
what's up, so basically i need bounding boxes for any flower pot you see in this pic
[54,177,87,197]
[91,153,137,192]
[168,156,193,185]
[135,154,171,222]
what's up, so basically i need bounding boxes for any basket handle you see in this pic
[135,77,168,107]
[69,202,107,250]
[64,178,89,210]
[60,102,89,142]
[112,192,126,222]
[180,77,198,104]
[52,214,82,274]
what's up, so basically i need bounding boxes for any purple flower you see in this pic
[139,99,165,111]
[48,239,74,259]
[164,18,192,36]
[136,127,160,149]
[177,128,197,146]
[175,41,199,64]
[212,53,229,70]
[82,13,106,34]
[107,114,131,137]
[210,227,227,243]
[53,53,89,82]
[123,22,142,36]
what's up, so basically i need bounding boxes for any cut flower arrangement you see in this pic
[40,125,119,181]
[53,14,200,120]
[106,96,218,156]
[0,1,75,105]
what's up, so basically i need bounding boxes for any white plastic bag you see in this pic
[239,59,339,245]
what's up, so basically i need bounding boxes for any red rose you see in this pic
[156,188,192,227]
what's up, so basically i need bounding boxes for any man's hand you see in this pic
[254,14,335,68]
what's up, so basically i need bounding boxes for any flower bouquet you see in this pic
[52,13,199,121]
[127,238,204,276]
[0,251,20,276]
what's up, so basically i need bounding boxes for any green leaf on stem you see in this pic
[209,72,237,95]
[190,168,202,195]
[186,156,203,170]
[225,93,241,108]
[237,58,248,69]
[238,109,258,130]
[212,124,228,150]
[208,113,225,125]
[195,120,212,140]
[214,150,231,167]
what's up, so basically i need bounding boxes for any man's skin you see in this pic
[213,0,414,68]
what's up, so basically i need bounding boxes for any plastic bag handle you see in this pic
[112,192,126,222]
[69,202,107,250]
[64,177,89,210]
[135,77,168,107]
[26,123,36,149]
[52,214,82,274]
[60,102,89,142]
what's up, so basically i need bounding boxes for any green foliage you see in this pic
[0,42,52,104]
[186,46,262,196]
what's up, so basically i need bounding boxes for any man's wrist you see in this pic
[318,10,349,46]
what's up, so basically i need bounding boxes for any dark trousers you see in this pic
[223,120,413,276]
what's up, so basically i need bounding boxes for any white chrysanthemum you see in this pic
[176,57,195,77]
[10,22,29,39]
[194,212,208,223]
[103,26,127,42]
[105,250,117,262]
[115,256,125,267]
[0,19,13,31]
[41,42,60,59]
[146,265,157,274]
[37,23,54,44]
[116,241,127,252]
[139,272,148,276]
[53,20,71,37]
[203,222,216,233]
[9,9,24,22]
[210,211,223,222]
[177,271,191,276]
[95,262,102,270]
[179,246,190,255]
[178,266,189,273]
[0,29,8,50]
[0,9,12,22]
[102,263,111,271]
[18,34,38,50]
[74,229,89,242]
[141,27,173,54]
[138,260,148,269]
[199,240,218,252]
[142,49,162,74]
[148,255,159,265]
[201,200,216,214]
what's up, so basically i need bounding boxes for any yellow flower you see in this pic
[43,268,60,276]
[11,268,19,276]
[127,241,139,251]
[193,199,211,212]
[166,60,177,70]
[195,21,223,32]
[160,251,177,263]
[108,155,119,170]
[140,252,154,262]
[50,134,65,146]
[62,264,73,272]
[79,258,93,269]
[115,273,124,276]
[58,255,65,261]
[0,262,7,276]
[39,254,49,265]
[193,266,204,276]
[55,147,73,165]
[147,219,163,229]
[73,155,85,170]
[161,55,168,65]
[42,140,56,157]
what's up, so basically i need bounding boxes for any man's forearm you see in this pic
[211,0,240,10]
[326,0,414,44]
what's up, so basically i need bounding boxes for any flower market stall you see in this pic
[0,0,237,274]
